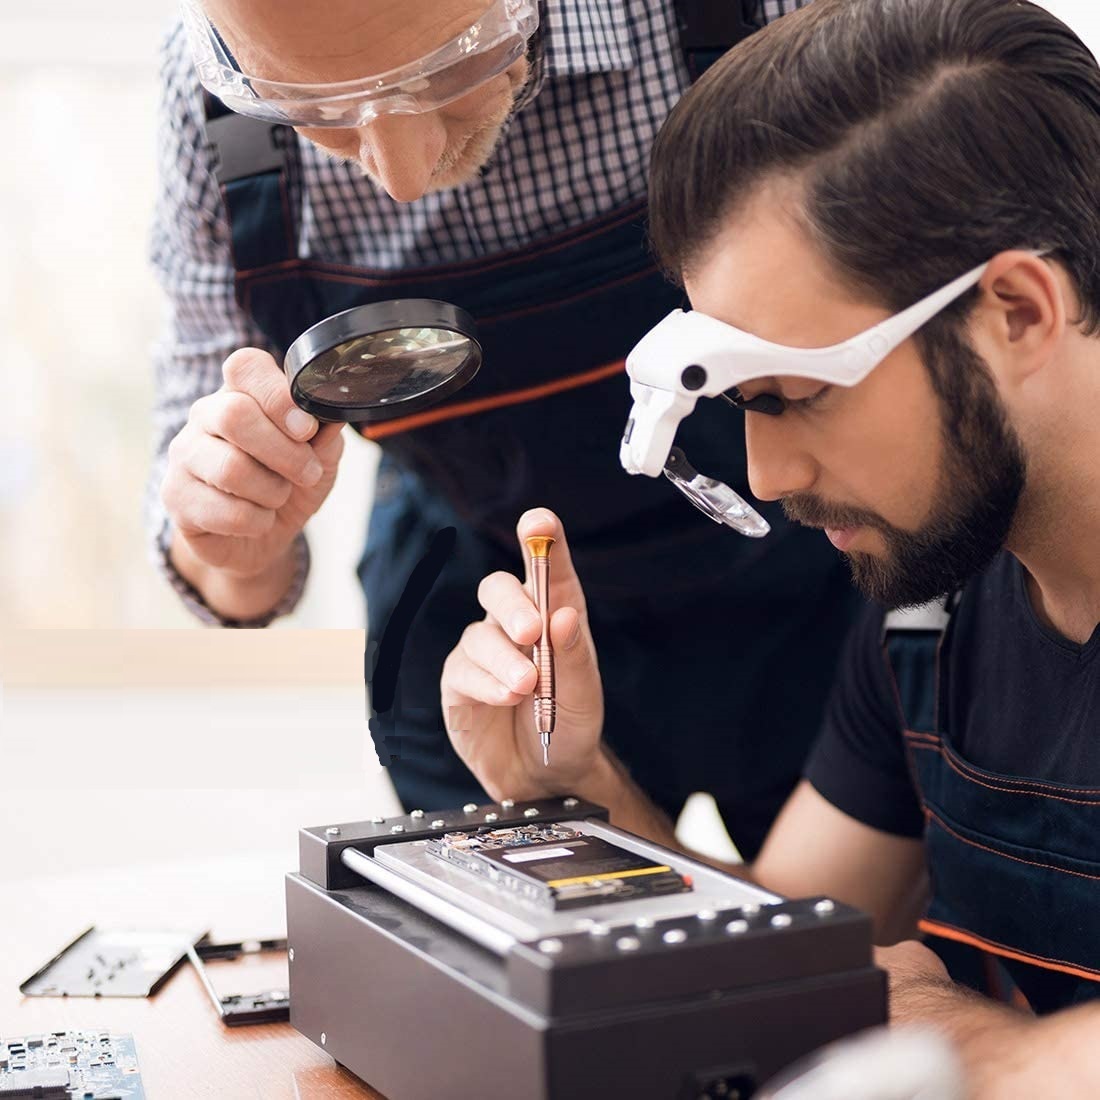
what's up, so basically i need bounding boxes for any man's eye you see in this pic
[787,386,831,411]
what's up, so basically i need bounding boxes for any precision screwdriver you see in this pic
[525,535,556,766]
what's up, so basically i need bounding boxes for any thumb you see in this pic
[310,422,346,467]
[516,508,587,613]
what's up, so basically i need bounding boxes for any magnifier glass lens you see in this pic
[294,327,478,409]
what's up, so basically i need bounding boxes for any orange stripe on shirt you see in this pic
[359,359,627,441]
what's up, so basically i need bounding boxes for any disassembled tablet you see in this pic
[0,1031,143,1099]
[426,822,692,909]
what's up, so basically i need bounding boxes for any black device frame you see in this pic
[287,797,887,1100]
[186,938,291,1027]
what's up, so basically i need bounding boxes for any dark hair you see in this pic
[649,0,1100,334]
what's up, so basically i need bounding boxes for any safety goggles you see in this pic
[620,253,1041,537]
[180,0,540,127]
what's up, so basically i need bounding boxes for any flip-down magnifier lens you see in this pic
[663,448,770,538]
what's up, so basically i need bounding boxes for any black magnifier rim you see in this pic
[283,298,482,423]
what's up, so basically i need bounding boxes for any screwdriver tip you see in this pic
[543,744,549,767]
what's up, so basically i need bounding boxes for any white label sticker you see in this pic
[503,847,575,864]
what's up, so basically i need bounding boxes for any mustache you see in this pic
[781,493,891,536]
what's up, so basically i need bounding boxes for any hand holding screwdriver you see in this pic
[440,509,605,800]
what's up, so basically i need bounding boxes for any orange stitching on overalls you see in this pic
[235,198,649,285]
[361,361,626,440]
[920,918,1100,983]
[905,731,941,746]
[938,750,1100,807]
[942,742,1100,798]
[242,264,654,327]
[926,807,1100,882]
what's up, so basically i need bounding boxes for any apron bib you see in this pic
[885,606,1100,1014]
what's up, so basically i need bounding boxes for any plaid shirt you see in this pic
[148,0,807,625]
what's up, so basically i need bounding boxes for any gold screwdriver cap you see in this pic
[525,535,556,559]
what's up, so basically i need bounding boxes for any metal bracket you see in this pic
[675,0,763,51]
[206,109,288,185]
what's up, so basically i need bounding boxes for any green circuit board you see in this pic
[0,1031,143,1099]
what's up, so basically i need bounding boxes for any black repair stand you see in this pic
[286,798,885,1100]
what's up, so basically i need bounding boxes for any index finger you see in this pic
[222,347,319,442]
[477,571,543,645]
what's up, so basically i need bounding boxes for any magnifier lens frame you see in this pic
[284,299,482,423]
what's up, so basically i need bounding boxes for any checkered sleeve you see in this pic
[145,23,309,627]
[763,0,811,20]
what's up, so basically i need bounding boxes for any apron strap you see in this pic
[202,91,297,271]
[675,0,768,81]
[881,598,953,735]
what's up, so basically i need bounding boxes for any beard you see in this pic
[782,322,1027,609]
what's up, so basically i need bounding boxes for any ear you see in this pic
[973,251,1066,387]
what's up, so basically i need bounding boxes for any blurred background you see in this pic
[0,0,1097,629]
[0,0,375,630]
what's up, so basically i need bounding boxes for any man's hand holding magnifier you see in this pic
[161,348,345,622]
[441,509,608,802]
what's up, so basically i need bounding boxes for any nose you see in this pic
[744,412,818,503]
[360,111,448,203]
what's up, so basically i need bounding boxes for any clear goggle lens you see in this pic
[181,0,540,127]
[663,448,770,538]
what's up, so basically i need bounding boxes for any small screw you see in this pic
[770,913,793,928]
[325,826,341,836]
[370,815,385,824]
[634,917,654,930]
[725,920,749,935]
[662,929,688,945]
[501,798,515,809]
[485,813,499,823]
[563,797,579,809]
[410,809,425,819]
[320,1033,327,1046]
[538,938,563,955]
[814,898,836,916]
[390,825,405,834]
[616,936,641,952]
[740,903,761,917]
[697,909,718,922]
[431,819,445,828]
[524,807,539,818]
[288,948,295,962]
[463,803,478,813]
[589,923,610,937]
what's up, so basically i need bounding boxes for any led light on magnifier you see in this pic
[284,300,482,423]
[663,448,770,538]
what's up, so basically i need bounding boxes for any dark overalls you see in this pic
[884,603,1100,1013]
[201,21,861,860]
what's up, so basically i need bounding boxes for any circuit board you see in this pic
[0,1032,143,1099]
[426,823,692,909]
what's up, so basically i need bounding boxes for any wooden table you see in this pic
[0,856,386,1099]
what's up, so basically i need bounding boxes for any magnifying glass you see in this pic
[284,299,482,423]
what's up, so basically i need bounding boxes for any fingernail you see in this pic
[286,409,317,438]
[564,618,582,651]
[302,460,324,486]
[509,661,532,689]
[510,610,539,637]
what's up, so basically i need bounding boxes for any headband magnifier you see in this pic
[619,255,1034,537]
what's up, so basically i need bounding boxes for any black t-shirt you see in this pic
[806,550,1100,835]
